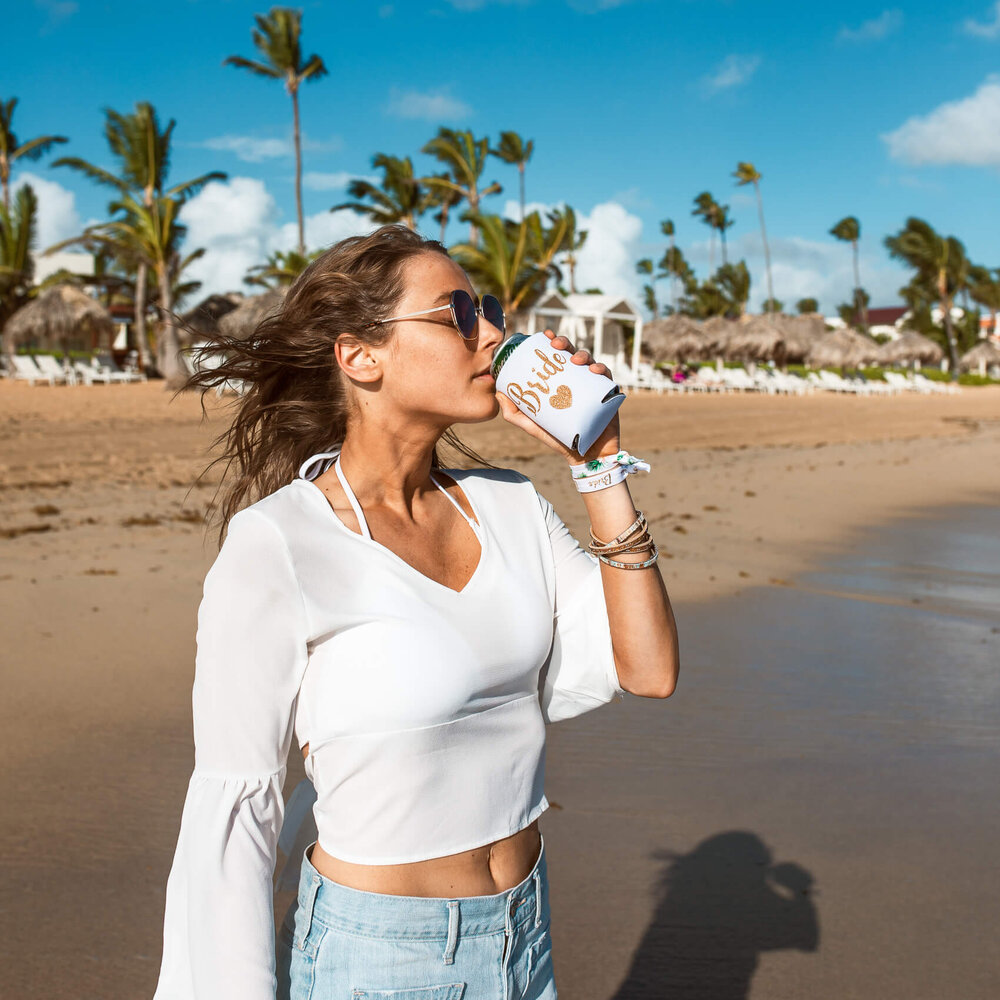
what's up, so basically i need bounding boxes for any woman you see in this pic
[152,225,679,1000]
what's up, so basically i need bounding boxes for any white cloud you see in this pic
[961,2,1000,38]
[385,87,473,121]
[499,197,644,300]
[686,232,907,314]
[196,133,341,163]
[178,176,377,295]
[837,9,903,42]
[303,171,375,191]
[11,172,82,250]
[882,74,1000,166]
[701,54,761,96]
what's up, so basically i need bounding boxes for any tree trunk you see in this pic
[291,84,305,255]
[755,181,774,316]
[1,153,9,213]
[940,285,959,383]
[439,203,449,243]
[156,266,186,389]
[569,255,577,294]
[133,261,154,371]
[852,239,868,331]
[519,164,525,222]
[720,226,728,267]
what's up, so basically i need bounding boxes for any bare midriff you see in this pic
[300,743,541,897]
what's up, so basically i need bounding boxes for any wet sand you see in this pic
[1,381,998,997]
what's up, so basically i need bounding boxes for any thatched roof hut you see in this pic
[876,329,944,367]
[180,293,243,344]
[724,314,786,364]
[700,315,740,355]
[958,339,1000,375]
[773,313,826,363]
[2,284,114,353]
[805,327,881,369]
[642,315,711,362]
[218,287,287,341]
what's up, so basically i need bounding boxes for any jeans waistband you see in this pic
[296,833,548,942]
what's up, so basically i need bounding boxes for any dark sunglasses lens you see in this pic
[451,290,477,338]
[482,294,505,333]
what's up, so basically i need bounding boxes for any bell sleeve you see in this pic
[533,487,627,724]
[153,507,309,1000]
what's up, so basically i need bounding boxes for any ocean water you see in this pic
[543,503,1000,1000]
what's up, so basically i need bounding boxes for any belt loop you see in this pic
[443,901,460,964]
[533,870,542,928]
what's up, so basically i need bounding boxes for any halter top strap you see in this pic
[297,449,480,539]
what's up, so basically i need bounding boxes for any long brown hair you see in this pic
[178,225,500,543]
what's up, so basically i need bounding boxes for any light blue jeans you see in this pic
[276,834,556,1000]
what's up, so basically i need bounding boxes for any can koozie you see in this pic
[491,332,627,456]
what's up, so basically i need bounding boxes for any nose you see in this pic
[478,313,505,353]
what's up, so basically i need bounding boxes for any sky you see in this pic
[6,0,1000,315]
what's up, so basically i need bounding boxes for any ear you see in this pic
[334,334,382,384]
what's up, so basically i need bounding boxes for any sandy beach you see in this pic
[2,380,998,998]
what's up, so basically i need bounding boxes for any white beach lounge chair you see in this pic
[10,355,57,386]
[34,354,77,386]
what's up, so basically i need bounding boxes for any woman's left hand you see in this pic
[494,328,622,465]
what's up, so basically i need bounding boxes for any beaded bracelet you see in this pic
[597,542,660,570]
[589,510,647,549]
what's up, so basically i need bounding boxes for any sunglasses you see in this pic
[367,289,505,340]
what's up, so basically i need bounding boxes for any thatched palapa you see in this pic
[180,293,243,344]
[3,284,114,353]
[700,315,740,355]
[958,339,1000,375]
[724,314,786,364]
[805,327,880,369]
[876,329,944,366]
[642,315,711,362]
[218,287,288,341]
[772,313,825,363]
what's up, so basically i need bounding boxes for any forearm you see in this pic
[577,474,679,698]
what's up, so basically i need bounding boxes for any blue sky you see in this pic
[6,0,1000,313]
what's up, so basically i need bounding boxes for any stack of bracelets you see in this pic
[569,450,659,571]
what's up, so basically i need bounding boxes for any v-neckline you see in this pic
[296,460,488,597]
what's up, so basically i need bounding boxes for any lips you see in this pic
[473,366,493,379]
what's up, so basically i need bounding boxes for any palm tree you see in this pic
[715,261,751,317]
[451,211,560,315]
[968,264,1000,338]
[225,6,327,255]
[761,296,784,314]
[796,297,819,314]
[0,98,67,213]
[830,216,867,331]
[692,192,720,271]
[420,128,502,244]
[548,206,586,293]
[733,161,775,316]
[885,218,969,380]
[245,247,320,288]
[53,102,225,369]
[424,173,463,243]
[490,131,534,221]
[0,184,37,342]
[660,219,679,312]
[333,154,427,230]
[636,258,658,317]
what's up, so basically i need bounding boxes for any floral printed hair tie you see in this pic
[570,450,651,480]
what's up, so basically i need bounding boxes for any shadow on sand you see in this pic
[608,831,819,999]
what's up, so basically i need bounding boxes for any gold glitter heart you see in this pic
[549,384,572,409]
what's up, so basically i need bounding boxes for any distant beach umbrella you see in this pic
[2,284,113,352]
[772,312,825,363]
[642,315,710,362]
[180,293,243,344]
[876,329,944,367]
[958,339,1000,376]
[218,287,287,341]
[724,314,786,364]
[805,327,880,369]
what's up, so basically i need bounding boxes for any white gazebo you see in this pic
[526,292,645,375]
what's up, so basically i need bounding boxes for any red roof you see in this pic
[861,306,908,326]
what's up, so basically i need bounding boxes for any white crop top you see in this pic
[152,451,625,1000]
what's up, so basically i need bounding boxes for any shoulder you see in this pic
[223,481,314,554]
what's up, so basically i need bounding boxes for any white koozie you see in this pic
[493,332,627,457]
